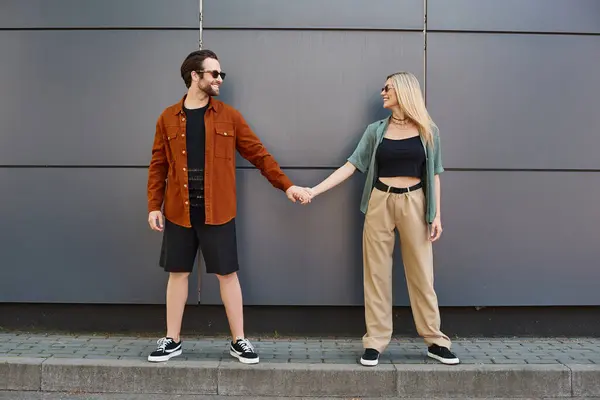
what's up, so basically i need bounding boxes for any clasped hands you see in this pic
[285,185,315,205]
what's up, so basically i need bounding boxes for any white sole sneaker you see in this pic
[230,349,260,364]
[147,349,182,362]
[427,351,460,365]
[360,357,379,366]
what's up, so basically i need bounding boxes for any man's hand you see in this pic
[429,216,443,242]
[286,186,313,204]
[148,210,164,232]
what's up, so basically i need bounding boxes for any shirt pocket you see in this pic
[163,126,181,163]
[214,123,235,159]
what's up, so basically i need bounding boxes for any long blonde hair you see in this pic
[387,71,437,145]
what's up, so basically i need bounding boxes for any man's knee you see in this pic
[216,271,238,282]
[169,272,191,280]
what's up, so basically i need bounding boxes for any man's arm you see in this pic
[147,119,168,213]
[233,110,293,192]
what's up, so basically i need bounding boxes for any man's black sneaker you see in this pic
[427,344,460,365]
[147,337,182,362]
[230,338,259,364]
[360,348,380,366]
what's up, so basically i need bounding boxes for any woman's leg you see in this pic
[362,188,397,353]
[394,189,451,349]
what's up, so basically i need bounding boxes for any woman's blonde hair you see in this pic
[387,71,437,145]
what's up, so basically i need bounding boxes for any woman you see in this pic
[309,72,459,366]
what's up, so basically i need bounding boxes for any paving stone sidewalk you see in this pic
[2,332,600,365]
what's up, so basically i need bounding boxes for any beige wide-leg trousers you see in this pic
[362,186,451,352]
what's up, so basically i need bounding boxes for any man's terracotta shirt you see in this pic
[147,96,293,227]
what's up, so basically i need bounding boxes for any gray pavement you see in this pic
[3,333,600,398]
[3,332,600,365]
[2,394,599,400]
[1,394,599,400]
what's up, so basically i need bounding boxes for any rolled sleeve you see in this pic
[433,131,444,175]
[347,125,375,173]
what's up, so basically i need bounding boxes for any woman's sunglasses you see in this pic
[381,84,393,93]
[198,70,227,80]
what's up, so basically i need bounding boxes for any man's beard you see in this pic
[198,81,219,96]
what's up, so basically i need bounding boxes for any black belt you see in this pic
[375,180,422,194]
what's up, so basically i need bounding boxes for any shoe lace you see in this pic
[237,338,255,353]
[156,337,172,351]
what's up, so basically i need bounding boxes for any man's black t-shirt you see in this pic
[183,105,208,215]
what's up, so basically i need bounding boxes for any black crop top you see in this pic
[376,136,425,178]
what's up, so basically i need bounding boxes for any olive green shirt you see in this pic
[347,117,444,224]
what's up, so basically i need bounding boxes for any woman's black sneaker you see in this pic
[230,338,259,364]
[147,337,182,362]
[360,348,380,366]
[427,344,460,365]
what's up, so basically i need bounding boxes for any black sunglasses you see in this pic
[198,70,226,80]
[381,84,393,93]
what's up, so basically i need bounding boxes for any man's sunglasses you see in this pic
[198,70,226,80]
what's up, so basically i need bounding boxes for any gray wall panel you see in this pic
[427,33,600,170]
[434,171,600,306]
[204,30,424,168]
[428,0,600,33]
[200,169,600,306]
[0,168,198,304]
[0,0,198,28]
[0,30,197,166]
[204,0,423,30]
[4,167,598,306]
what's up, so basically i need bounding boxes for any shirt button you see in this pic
[223,132,228,136]
[182,150,186,154]
[182,134,185,137]
[182,117,185,121]
[184,184,187,188]
[183,167,186,171]
[185,201,189,205]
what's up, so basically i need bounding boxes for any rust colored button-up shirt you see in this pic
[147,95,293,227]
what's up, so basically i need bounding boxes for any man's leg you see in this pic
[148,219,198,363]
[216,272,244,339]
[198,218,258,364]
[166,272,190,342]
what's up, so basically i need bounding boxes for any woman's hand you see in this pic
[429,216,443,242]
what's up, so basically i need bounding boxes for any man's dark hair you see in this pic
[181,49,219,88]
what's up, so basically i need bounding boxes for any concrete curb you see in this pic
[1,356,600,397]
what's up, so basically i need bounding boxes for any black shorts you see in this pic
[159,208,239,276]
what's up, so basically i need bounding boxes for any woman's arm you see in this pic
[307,123,374,200]
[429,174,443,241]
[434,174,441,219]
[310,162,357,197]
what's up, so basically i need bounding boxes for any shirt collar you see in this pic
[174,94,220,115]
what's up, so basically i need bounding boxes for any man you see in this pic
[146,49,310,364]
